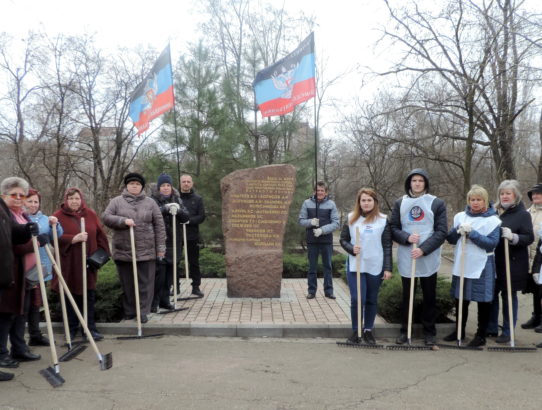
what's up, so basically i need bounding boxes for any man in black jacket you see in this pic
[179,175,206,297]
[390,169,447,346]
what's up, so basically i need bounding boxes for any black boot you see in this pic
[521,313,541,329]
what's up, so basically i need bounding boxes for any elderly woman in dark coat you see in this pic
[445,185,501,347]
[487,180,534,343]
[103,173,166,323]
[53,187,110,341]
[0,177,45,372]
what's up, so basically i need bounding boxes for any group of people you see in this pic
[300,171,542,348]
[0,172,205,382]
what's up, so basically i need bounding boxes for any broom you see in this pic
[387,240,436,351]
[487,237,537,352]
[337,227,384,349]
[51,225,87,362]
[45,245,113,370]
[158,205,188,314]
[438,232,482,351]
[117,226,163,340]
[32,236,65,387]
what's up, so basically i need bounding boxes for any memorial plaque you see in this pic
[221,164,296,297]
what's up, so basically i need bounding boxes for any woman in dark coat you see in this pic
[52,187,110,341]
[488,180,534,343]
[445,185,501,347]
[150,174,189,312]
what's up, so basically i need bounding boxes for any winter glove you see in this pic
[457,223,472,235]
[501,227,514,241]
[313,228,323,237]
[166,203,180,215]
[310,218,320,227]
[37,233,49,247]
[25,222,39,236]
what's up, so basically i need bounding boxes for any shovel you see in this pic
[52,225,87,362]
[45,245,113,369]
[32,235,65,387]
[158,206,188,314]
[488,238,536,352]
[176,222,202,302]
[117,226,163,339]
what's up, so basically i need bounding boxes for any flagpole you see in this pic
[314,98,318,188]
[168,42,182,184]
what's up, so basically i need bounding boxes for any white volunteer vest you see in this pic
[348,213,387,276]
[452,212,501,279]
[397,194,441,278]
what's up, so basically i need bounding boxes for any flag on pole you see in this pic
[129,45,174,135]
[253,33,316,118]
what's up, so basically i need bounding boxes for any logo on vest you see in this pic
[408,206,425,222]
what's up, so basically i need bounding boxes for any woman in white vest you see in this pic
[339,188,392,345]
[390,168,448,346]
[444,185,501,347]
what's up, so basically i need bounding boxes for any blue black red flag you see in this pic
[129,45,174,135]
[253,33,315,118]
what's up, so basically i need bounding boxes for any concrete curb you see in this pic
[50,321,455,339]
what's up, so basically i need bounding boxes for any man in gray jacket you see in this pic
[299,181,340,299]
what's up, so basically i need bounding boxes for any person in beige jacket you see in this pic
[522,183,542,331]
[103,173,166,322]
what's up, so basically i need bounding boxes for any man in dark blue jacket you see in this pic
[299,181,340,299]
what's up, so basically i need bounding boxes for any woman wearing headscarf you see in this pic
[150,173,189,312]
[24,188,63,346]
[103,173,166,323]
[52,187,110,341]
[444,185,501,347]
[487,180,534,343]
[339,188,392,345]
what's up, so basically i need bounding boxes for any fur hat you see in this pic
[124,172,146,187]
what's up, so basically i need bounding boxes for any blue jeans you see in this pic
[307,244,333,295]
[347,271,383,331]
[488,288,518,336]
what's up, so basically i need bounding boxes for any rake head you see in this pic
[100,352,113,370]
[386,344,437,351]
[487,346,538,353]
[436,343,483,351]
[336,341,385,350]
[39,366,65,388]
[117,333,164,340]
[59,343,87,362]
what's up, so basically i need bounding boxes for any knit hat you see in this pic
[527,183,542,201]
[157,173,173,188]
[124,172,146,187]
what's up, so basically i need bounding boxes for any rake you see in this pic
[437,233,483,351]
[387,241,435,351]
[177,222,204,302]
[51,226,87,362]
[45,245,113,370]
[337,227,384,349]
[158,208,188,314]
[117,226,163,340]
[32,236,65,387]
[487,238,537,352]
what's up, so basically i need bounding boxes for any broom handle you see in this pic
[355,227,362,339]
[504,238,515,347]
[457,233,467,345]
[52,224,72,347]
[45,245,104,360]
[32,236,60,368]
[183,223,190,282]
[130,226,142,337]
[172,212,177,308]
[407,243,417,343]
[81,218,87,326]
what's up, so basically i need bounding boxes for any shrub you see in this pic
[180,247,226,278]
[376,267,454,323]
